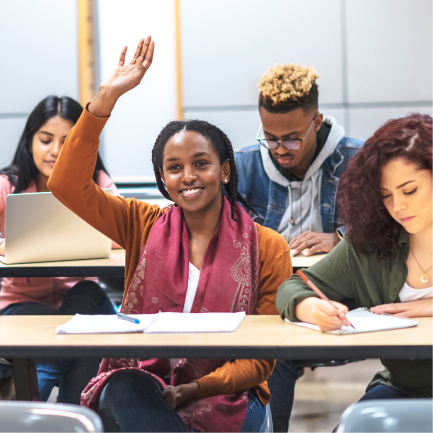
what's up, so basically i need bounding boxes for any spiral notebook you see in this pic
[285,308,418,335]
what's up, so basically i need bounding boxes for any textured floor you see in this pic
[288,359,383,432]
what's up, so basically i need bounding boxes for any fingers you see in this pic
[313,300,349,331]
[143,40,155,70]
[130,38,145,64]
[289,232,312,249]
[289,232,318,255]
[303,243,325,256]
[370,303,405,315]
[126,36,153,69]
[118,46,128,66]
[138,37,154,71]
[162,386,176,408]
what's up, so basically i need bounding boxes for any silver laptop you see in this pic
[0,191,112,264]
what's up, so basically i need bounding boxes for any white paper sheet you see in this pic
[56,312,246,334]
[146,312,246,333]
[56,313,159,334]
[285,308,418,335]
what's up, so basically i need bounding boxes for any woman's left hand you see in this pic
[162,382,200,409]
[370,299,433,318]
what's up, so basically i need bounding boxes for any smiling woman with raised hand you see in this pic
[48,37,292,432]
[276,113,432,402]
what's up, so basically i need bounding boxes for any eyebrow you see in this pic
[164,152,211,162]
[264,130,299,139]
[37,131,68,138]
[380,180,415,191]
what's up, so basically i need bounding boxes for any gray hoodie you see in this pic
[260,116,345,242]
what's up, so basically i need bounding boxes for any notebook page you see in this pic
[146,312,246,333]
[285,308,418,335]
[56,313,159,334]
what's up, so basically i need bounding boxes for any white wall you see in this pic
[0,0,79,168]
[181,0,432,149]
[96,0,177,179]
[0,0,431,179]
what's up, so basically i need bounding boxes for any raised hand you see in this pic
[100,37,154,97]
[89,36,155,118]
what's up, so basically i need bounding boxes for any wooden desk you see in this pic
[0,250,325,279]
[1,315,431,400]
[0,249,126,278]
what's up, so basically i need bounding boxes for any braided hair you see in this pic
[152,119,255,221]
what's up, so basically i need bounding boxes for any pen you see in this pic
[296,270,356,330]
[117,312,140,324]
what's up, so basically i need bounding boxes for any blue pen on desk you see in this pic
[117,312,140,324]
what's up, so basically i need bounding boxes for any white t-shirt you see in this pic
[169,263,201,373]
[399,281,433,303]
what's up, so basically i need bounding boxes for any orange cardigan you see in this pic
[48,108,293,404]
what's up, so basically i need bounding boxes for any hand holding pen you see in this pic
[296,270,356,330]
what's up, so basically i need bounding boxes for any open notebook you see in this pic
[285,308,418,335]
[56,311,246,334]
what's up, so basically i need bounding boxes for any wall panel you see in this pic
[181,0,344,108]
[345,0,432,103]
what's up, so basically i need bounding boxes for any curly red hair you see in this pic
[338,113,432,258]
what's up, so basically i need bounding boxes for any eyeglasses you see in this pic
[256,112,319,150]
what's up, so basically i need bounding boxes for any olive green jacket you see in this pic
[276,230,432,397]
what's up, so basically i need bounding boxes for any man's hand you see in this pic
[162,382,200,409]
[89,36,155,118]
[370,300,433,318]
[289,232,339,256]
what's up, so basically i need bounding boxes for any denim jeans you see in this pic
[97,369,266,432]
[359,383,412,401]
[267,359,300,432]
[1,280,115,404]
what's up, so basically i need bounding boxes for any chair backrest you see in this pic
[0,402,103,432]
[336,399,433,433]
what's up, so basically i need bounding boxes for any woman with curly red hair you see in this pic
[277,113,432,400]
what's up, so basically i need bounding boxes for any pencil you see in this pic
[296,270,356,329]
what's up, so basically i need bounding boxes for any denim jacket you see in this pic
[235,137,363,234]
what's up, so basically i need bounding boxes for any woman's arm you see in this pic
[48,38,157,248]
[277,238,360,329]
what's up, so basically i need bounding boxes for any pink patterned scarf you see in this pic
[81,197,260,432]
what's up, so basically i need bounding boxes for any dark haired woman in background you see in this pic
[0,95,118,403]
[49,37,292,432]
[277,113,432,401]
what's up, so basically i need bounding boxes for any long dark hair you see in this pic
[0,96,109,193]
[152,119,254,221]
[338,113,432,259]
